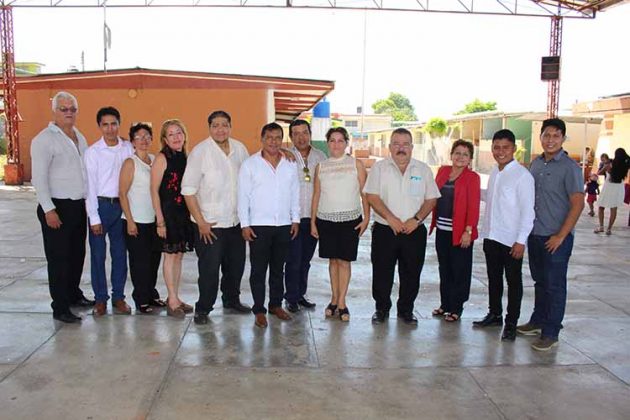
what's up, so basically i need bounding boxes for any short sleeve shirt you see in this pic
[529,150,583,236]
[364,157,441,225]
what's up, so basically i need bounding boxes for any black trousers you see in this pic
[435,228,473,315]
[371,222,427,314]
[37,198,87,316]
[248,225,291,315]
[483,239,523,325]
[124,220,162,308]
[194,224,245,314]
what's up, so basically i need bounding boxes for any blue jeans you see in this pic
[89,199,128,303]
[284,218,318,304]
[527,233,574,339]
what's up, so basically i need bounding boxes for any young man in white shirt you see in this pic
[31,91,93,323]
[473,129,535,341]
[182,110,252,325]
[84,107,134,316]
[238,122,300,328]
[284,119,327,313]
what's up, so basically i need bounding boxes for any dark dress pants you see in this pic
[124,220,162,308]
[371,222,427,314]
[194,224,246,314]
[435,228,473,315]
[37,198,87,316]
[248,225,291,315]
[483,239,523,326]
[284,218,318,304]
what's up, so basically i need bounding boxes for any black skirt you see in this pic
[317,216,362,262]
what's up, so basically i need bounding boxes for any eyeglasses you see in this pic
[452,151,471,158]
[58,107,78,114]
[133,134,152,142]
[390,143,412,149]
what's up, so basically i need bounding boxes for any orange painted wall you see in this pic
[18,87,270,180]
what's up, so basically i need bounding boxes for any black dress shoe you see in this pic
[298,297,316,308]
[501,324,517,341]
[193,312,209,325]
[223,300,252,313]
[371,310,389,324]
[53,312,81,323]
[472,313,503,328]
[286,302,300,313]
[72,296,96,307]
[397,312,418,325]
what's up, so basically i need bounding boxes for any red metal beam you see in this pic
[546,15,563,118]
[1,5,23,185]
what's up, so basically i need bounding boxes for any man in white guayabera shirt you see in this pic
[31,91,94,323]
[84,107,134,317]
[182,110,252,326]
[238,122,300,329]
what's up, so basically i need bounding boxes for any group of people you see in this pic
[32,90,601,352]
[585,149,630,233]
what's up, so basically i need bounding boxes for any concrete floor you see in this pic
[0,186,629,420]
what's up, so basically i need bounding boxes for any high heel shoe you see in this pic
[325,303,338,318]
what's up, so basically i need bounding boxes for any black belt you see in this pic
[97,196,120,204]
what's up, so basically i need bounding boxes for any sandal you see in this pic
[338,307,350,322]
[432,308,445,316]
[445,313,460,322]
[179,302,193,314]
[605,229,612,236]
[325,303,338,318]
[137,304,153,314]
[149,298,167,307]
[166,305,185,318]
[594,226,604,234]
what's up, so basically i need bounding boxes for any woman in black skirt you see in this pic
[310,127,370,322]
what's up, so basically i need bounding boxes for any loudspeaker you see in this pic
[541,56,560,81]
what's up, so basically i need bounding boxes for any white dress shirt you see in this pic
[84,137,134,225]
[181,137,249,228]
[237,151,300,228]
[364,157,441,225]
[290,145,327,219]
[480,159,535,247]
[31,122,88,212]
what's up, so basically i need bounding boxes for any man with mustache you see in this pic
[365,128,440,325]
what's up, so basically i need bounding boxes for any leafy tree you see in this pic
[372,92,418,121]
[455,98,497,115]
[423,117,448,137]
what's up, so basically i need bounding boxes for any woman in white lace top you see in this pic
[311,127,370,322]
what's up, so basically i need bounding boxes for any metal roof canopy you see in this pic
[2,0,628,18]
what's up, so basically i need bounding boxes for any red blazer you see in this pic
[430,166,481,246]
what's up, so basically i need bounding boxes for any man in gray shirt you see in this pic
[31,91,93,323]
[517,118,584,351]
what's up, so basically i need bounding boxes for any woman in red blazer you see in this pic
[429,139,480,322]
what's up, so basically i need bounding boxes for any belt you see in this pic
[97,196,120,204]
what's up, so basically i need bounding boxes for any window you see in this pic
[345,120,358,128]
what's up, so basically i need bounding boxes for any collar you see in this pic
[537,148,566,162]
[207,136,234,156]
[93,136,125,149]
[48,122,81,138]
[498,159,519,172]
[386,156,418,171]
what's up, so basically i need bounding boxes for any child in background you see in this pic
[585,173,600,217]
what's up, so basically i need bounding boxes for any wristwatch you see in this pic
[465,227,473,234]
[413,215,422,225]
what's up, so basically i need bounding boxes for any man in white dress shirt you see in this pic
[84,107,134,316]
[182,110,252,325]
[284,119,327,313]
[31,91,93,323]
[473,129,535,341]
[238,122,300,328]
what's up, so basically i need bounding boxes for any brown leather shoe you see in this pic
[254,313,268,328]
[92,301,106,317]
[112,299,132,315]
[269,306,292,321]
[179,302,193,314]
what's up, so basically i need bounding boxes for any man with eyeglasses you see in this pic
[84,106,134,317]
[365,128,440,325]
[31,91,94,323]
[182,110,252,325]
[283,119,327,313]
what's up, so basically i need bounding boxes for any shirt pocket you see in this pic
[408,175,424,196]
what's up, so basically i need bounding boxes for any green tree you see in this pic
[372,92,418,121]
[423,117,448,137]
[455,98,497,115]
